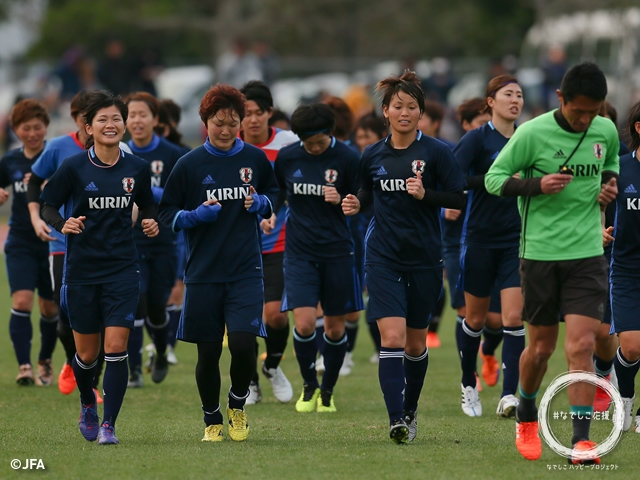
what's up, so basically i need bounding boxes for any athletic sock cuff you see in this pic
[462,320,482,337]
[483,326,503,335]
[405,348,428,362]
[570,405,594,416]
[293,329,315,342]
[519,385,538,400]
[617,348,640,367]
[104,352,128,362]
[75,353,98,370]
[40,314,59,323]
[503,326,526,336]
[11,309,31,317]
[379,347,405,359]
[323,332,347,346]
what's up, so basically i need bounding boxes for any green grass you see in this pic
[0,255,638,479]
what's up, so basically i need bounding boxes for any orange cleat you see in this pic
[475,373,483,392]
[93,388,104,404]
[593,374,612,412]
[516,421,542,460]
[426,331,441,348]
[58,363,76,395]
[569,440,600,465]
[480,344,500,387]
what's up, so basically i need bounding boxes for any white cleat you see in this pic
[245,382,262,405]
[404,410,418,442]
[166,345,178,365]
[262,364,293,403]
[622,396,634,431]
[461,383,482,417]
[496,394,519,418]
[369,352,379,364]
[635,413,640,433]
[339,352,355,376]
[315,356,325,373]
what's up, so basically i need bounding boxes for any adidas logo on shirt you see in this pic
[202,175,215,185]
[376,166,388,176]
[553,149,566,159]
[251,318,260,327]
[85,182,99,191]
[293,169,303,178]
[125,313,135,321]
[491,151,500,160]
[624,184,637,194]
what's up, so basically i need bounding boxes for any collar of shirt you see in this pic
[204,137,244,157]
[128,134,161,153]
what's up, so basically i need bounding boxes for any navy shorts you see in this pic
[178,278,265,343]
[459,244,520,298]
[263,252,285,304]
[138,248,178,306]
[281,255,364,316]
[4,234,53,300]
[175,232,186,282]
[365,263,443,330]
[61,270,140,334]
[609,277,640,334]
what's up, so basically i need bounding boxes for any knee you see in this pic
[565,335,596,359]
[39,300,58,319]
[324,322,345,341]
[11,295,32,313]
[502,308,522,327]
[265,310,288,329]
[531,341,555,361]
[227,331,256,357]
[380,329,405,349]
[620,343,640,362]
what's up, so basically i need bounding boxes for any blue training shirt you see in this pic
[158,139,279,283]
[361,131,465,270]
[454,121,521,248]
[274,137,360,261]
[40,147,154,285]
[610,151,640,279]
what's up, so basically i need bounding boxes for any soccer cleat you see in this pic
[635,409,640,433]
[97,423,119,445]
[461,383,482,417]
[36,359,54,386]
[127,368,144,388]
[426,331,441,348]
[227,406,249,441]
[317,389,337,413]
[16,364,35,386]
[496,394,519,418]
[245,382,262,405]
[166,345,178,365]
[151,353,169,384]
[389,419,409,444]
[295,384,320,413]
[568,440,600,465]
[593,374,612,412]
[404,410,418,442]
[262,363,293,403]
[202,424,223,442]
[144,343,155,372]
[515,420,542,460]
[339,351,355,376]
[93,388,104,404]
[480,345,500,387]
[58,362,76,394]
[622,396,635,431]
[369,352,379,364]
[78,401,100,441]
[476,373,483,392]
[315,355,325,373]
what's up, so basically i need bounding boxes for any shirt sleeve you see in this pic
[40,160,75,209]
[31,145,59,179]
[158,159,187,230]
[0,157,9,189]
[602,123,621,175]
[485,124,534,196]
[345,151,361,196]
[134,164,155,210]
[453,129,480,175]
[434,144,465,193]
[274,152,287,201]
[257,152,280,214]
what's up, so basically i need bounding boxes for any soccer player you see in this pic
[0,99,58,386]
[417,99,455,149]
[610,100,640,432]
[275,103,362,413]
[158,84,279,442]
[485,62,619,464]
[239,80,297,405]
[124,92,184,387]
[342,71,465,443]
[454,76,525,418]
[41,90,158,445]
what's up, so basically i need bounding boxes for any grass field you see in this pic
[0,256,638,479]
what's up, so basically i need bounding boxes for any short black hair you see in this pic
[84,90,128,126]
[626,100,640,151]
[269,109,289,128]
[560,62,608,103]
[290,104,335,140]
[240,80,273,112]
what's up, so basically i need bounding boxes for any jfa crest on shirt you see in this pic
[593,143,603,160]
[122,177,135,194]
[240,167,253,184]
[325,169,338,184]
[412,160,426,175]
[151,160,164,175]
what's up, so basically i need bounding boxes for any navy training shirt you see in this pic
[361,131,465,270]
[158,140,279,283]
[610,151,640,278]
[0,147,43,242]
[274,137,360,261]
[40,148,154,285]
[454,121,521,248]
[128,134,183,251]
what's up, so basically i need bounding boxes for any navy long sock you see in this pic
[127,319,144,374]
[57,313,76,364]
[315,318,325,354]
[614,348,640,399]
[321,333,347,392]
[264,322,289,370]
[9,309,32,365]
[293,329,318,387]
[404,348,429,413]
[594,354,614,377]
[379,347,405,423]
[102,352,129,427]
[455,315,464,352]
[166,304,181,348]
[345,320,359,353]
[227,331,256,409]
[482,326,503,356]
[72,353,98,406]
[458,319,482,388]
[502,326,525,397]
[203,404,223,427]
[38,314,59,361]
[196,342,223,424]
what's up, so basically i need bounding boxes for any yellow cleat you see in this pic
[295,385,320,413]
[317,390,337,413]
[227,407,249,442]
[201,424,223,442]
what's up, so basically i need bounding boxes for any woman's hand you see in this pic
[406,171,425,200]
[341,194,360,216]
[61,216,86,235]
[142,218,159,237]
